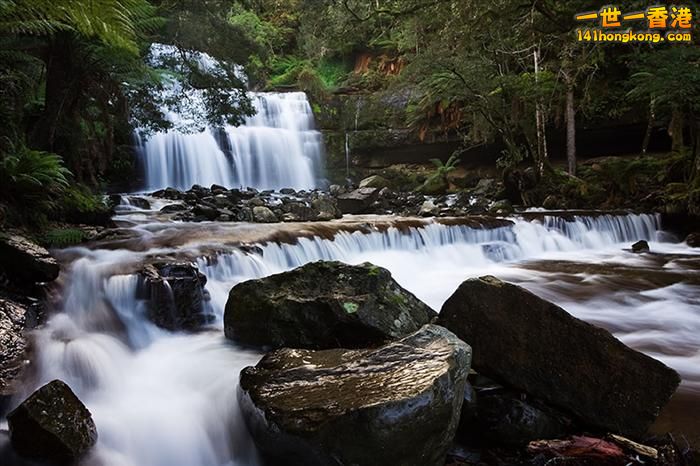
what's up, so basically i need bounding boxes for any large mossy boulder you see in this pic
[438,276,681,438]
[238,324,471,466]
[0,235,59,289]
[138,262,214,332]
[225,261,437,349]
[7,380,97,465]
[0,298,29,400]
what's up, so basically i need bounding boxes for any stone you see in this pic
[192,205,219,221]
[126,196,150,210]
[225,261,437,349]
[138,262,214,332]
[279,188,296,195]
[359,175,391,189]
[459,379,572,446]
[438,276,680,437]
[252,206,278,223]
[0,298,29,398]
[419,200,439,217]
[159,203,187,214]
[542,194,561,210]
[311,195,341,220]
[248,197,266,207]
[489,199,513,215]
[336,188,379,215]
[7,380,97,465]
[238,325,471,466]
[0,234,59,288]
[685,233,700,248]
[631,240,650,253]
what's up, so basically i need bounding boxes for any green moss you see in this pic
[343,302,359,314]
[367,265,381,277]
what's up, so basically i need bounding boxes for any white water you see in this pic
[10,212,700,465]
[137,92,323,192]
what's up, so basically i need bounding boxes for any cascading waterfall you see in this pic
[138,92,323,192]
[14,212,700,465]
[135,45,323,192]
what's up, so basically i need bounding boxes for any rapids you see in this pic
[4,207,700,465]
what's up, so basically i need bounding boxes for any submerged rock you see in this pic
[225,261,436,349]
[336,187,379,214]
[438,276,680,437]
[238,325,471,466]
[138,262,214,332]
[0,298,29,399]
[7,380,97,465]
[0,235,59,289]
[631,240,650,253]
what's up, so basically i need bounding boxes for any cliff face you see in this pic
[311,90,462,183]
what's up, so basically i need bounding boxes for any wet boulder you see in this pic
[438,276,680,437]
[310,194,342,220]
[138,262,214,332]
[7,380,97,465]
[0,298,29,400]
[225,261,437,349]
[631,240,650,253]
[684,232,700,248]
[336,187,379,214]
[238,325,471,466]
[0,235,59,289]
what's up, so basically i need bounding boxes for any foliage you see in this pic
[0,143,71,223]
[41,228,87,248]
[418,153,460,194]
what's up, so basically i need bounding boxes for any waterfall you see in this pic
[138,92,323,192]
[12,212,700,465]
[135,45,323,192]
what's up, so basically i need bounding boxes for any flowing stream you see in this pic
[5,208,700,465]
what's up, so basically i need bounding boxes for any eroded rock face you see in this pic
[225,261,437,349]
[438,276,681,438]
[0,298,29,398]
[0,235,59,289]
[138,262,214,332]
[7,380,97,465]
[238,325,471,466]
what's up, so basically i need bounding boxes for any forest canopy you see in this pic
[1,0,699,225]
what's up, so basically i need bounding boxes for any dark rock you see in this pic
[127,196,150,210]
[685,232,700,247]
[0,235,59,289]
[138,262,214,332]
[279,188,296,195]
[8,380,97,465]
[438,276,680,437]
[159,203,187,214]
[631,240,650,253]
[542,195,561,210]
[489,199,513,215]
[235,207,254,222]
[225,261,437,349]
[248,197,266,207]
[238,325,471,466]
[328,184,345,196]
[460,381,572,446]
[0,298,29,399]
[252,206,278,223]
[192,205,219,221]
[336,188,379,214]
[281,202,316,222]
[210,184,228,193]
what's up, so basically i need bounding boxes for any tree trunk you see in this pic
[565,85,576,175]
[669,108,684,153]
[534,48,548,176]
[642,99,655,155]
